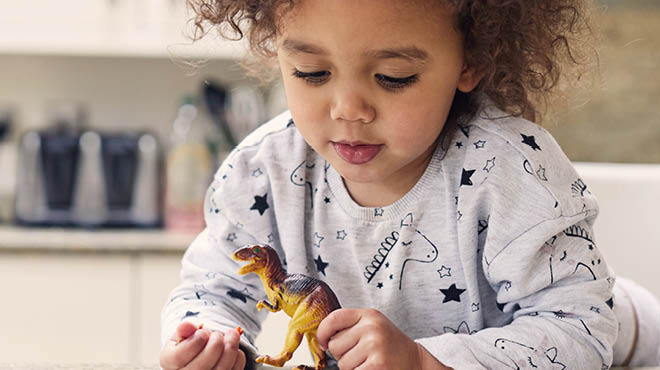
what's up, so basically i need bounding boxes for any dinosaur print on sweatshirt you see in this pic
[363,213,439,290]
[494,337,566,369]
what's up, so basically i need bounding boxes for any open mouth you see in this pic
[231,252,256,274]
[236,261,255,275]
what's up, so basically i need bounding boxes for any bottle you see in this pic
[164,95,214,232]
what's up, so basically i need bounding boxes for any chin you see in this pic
[335,163,384,184]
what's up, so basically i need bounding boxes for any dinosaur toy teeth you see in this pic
[231,253,253,274]
[235,258,256,275]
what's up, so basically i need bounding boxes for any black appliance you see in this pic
[15,129,162,227]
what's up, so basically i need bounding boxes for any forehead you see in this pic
[276,0,458,51]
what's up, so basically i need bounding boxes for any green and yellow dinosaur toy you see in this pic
[232,244,341,370]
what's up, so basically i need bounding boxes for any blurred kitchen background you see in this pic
[0,0,657,367]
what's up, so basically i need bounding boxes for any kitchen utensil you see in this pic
[202,80,237,147]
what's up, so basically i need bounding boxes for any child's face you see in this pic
[276,0,480,205]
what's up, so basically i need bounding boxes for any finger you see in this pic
[326,325,359,360]
[337,343,372,370]
[214,328,241,370]
[336,341,368,370]
[317,308,361,351]
[183,330,225,370]
[230,349,246,370]
[160,328,210,369]
[175,321,202,343]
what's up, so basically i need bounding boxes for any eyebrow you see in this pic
[280,38,429,63]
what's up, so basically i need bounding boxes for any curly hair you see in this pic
[186,0,598,126]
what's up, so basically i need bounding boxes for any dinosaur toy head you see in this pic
[232,244,274,275]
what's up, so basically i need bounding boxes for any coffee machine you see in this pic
[15,129,162,227]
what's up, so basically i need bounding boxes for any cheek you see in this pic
[386,99,450,137]
[280,78,325,121]
[287,98,325,139]
[286,95,328,148]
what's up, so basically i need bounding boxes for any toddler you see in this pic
[160,0,660,369]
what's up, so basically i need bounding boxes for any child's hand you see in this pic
[317,308,451,370]
[160,321,246,370]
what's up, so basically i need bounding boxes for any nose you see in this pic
[330,85,375,124]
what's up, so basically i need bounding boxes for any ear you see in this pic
[457,64,484,93]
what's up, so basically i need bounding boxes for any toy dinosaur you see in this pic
[232,244,341,370]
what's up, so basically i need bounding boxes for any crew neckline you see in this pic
[326,143,445,221]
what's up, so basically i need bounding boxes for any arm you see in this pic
[416,219,618,369]
[419,345,453,370]
[160,222,269,353]
[161,162,273,357]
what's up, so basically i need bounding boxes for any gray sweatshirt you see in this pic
[162,107,618,369]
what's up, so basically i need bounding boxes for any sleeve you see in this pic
[417,218,618,369]
[160,224,268,352]
[160,152,273,356]
[417,119,618,369]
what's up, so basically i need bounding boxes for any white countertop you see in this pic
[0,225,195,253]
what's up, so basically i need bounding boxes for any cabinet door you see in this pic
[0,252,133,363]
[137,253,185,364]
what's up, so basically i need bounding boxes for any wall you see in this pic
[0,55,270,142]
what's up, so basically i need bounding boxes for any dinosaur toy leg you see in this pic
[305,329,327,370]
[256,326,304,367]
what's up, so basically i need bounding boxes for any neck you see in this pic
[345,146,434,207]
[256,258,287,286]
[344,180,408,207]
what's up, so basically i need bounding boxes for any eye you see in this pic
[252,247,261,254]
[292,69,330,85]
[375,73,418,91]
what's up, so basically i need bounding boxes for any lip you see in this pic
[335,140,375,146]
[332,141,383,165]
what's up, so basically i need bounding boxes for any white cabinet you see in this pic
[0,252,134,363]
[0,0,245,58]
[0,249,186,364]
[0,227,191,364]
[137,254,185,364]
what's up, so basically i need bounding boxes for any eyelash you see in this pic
[291,69,418,91]
[375,73,419,90]
[292,69,329,85]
